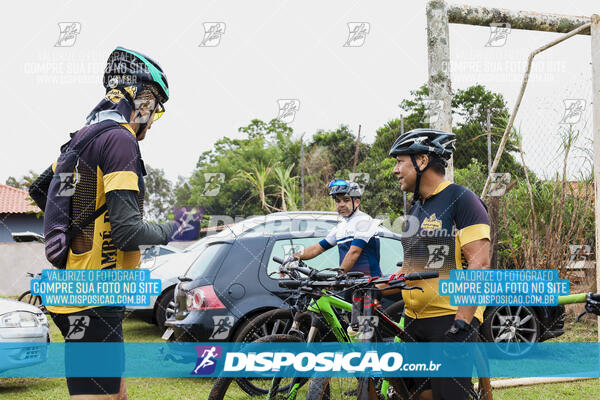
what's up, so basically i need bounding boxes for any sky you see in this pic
[1,0,598,184]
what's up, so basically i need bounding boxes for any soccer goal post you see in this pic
[425,0,600,353]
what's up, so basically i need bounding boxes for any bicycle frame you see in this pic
[284,289,408,400]
[277,289,586,399]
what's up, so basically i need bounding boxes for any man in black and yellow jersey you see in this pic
[386,128,491,400]
[30,47,176,400]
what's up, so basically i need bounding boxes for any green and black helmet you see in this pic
[103,46,169,104]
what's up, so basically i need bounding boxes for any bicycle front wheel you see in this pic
[17,291,41,306]
[209,334,308,400]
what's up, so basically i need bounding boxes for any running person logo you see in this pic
[209,316,234,340]
[420,99,443,124]
[560,99,586,125]
[199,22,226,47]
[276,99,300,123]
[343,22,370,47]
[192,345,222,375]
[425,245,449,269]
[66,315,90,340]
[485,22,511,47]
[202,173,225,196]
[357,316,378,340]
[55,22,81,47]
[56,172,79,197]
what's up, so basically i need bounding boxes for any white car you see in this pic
[130,211,339,327]
[0,298,50,373]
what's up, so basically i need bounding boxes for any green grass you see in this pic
[1,308,599,399]
[493,379,599,399]
[549,316,598,342]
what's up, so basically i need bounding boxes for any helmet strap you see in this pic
[410,154,431,205]
[347,198,359,218]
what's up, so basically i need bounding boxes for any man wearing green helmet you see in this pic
[29,47,176,399]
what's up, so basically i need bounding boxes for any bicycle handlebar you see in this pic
[273,254,437,292]
[278,280,303,289]
[403,271,439,281]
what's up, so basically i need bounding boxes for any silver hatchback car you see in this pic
[0,298,50,373]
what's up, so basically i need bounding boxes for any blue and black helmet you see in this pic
[328,179,362,198]
[389,128,455,167]
[103,47,169,104]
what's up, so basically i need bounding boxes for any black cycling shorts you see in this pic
[51,306,125,395]
[403,314,481,400]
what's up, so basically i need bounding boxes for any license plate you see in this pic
[161,328,174,340]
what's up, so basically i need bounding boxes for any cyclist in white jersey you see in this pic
[291,179,384,277]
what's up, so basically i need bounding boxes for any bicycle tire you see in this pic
[209,334,309,400]
[233,309,307,396]
[234,307,337,396]
[305,377,331,400]
[17,291,41,306]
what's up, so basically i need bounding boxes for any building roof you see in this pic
[0,184,41,214]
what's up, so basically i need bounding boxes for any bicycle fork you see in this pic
[268,311,321,399]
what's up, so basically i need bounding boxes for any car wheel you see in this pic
[481,305,539,357]
[154,287,175,328]
[233,308,297,342]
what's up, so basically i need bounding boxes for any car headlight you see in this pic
[35,312,49,328]
[0,311,40,328]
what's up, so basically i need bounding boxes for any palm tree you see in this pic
[273,163,299,211]
[235,161,279,212]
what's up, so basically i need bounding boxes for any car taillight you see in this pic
[186,285,226,311]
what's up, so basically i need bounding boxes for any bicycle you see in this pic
[209,257,490,400]
[17,272,45,312]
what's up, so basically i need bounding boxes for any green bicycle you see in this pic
[209,258,472,400]
[210,257,600,400]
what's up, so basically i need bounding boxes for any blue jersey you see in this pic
[318,210,384,277]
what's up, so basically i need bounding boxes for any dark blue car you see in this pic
[163,230,404,342]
